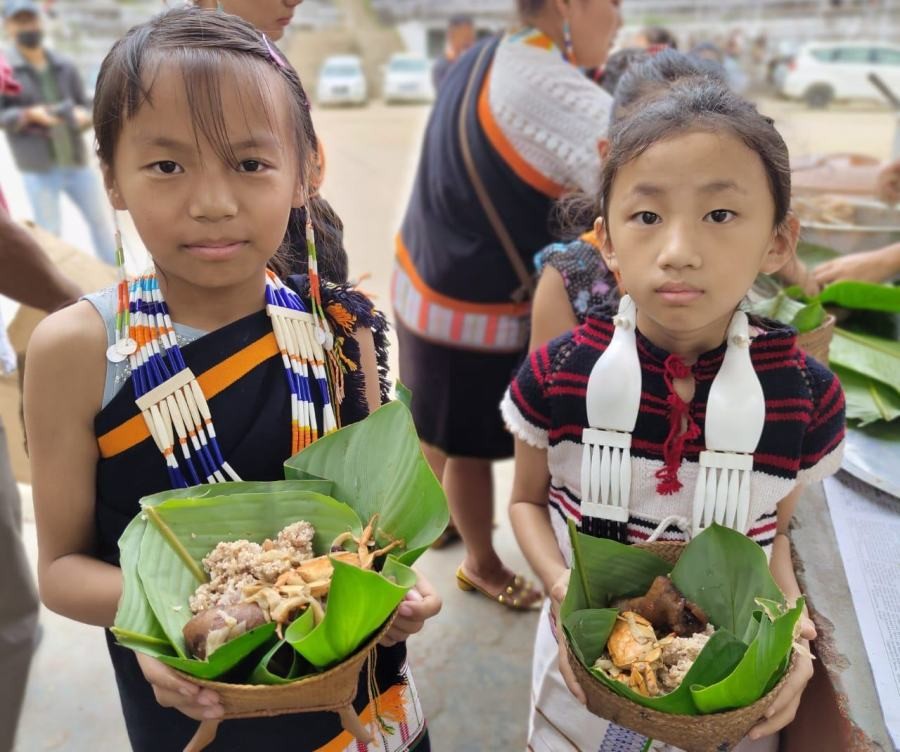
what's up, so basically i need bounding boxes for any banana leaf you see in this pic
[133,490,363,658]
[111,516,175,657]
[157,623,278,680]
[692,600,804,713]
[284,401,450,566]
[563,525,796,715]
[286,557,416,669]
[670,525,782,636]
[114,485,414,680]
[791,301,826,333]
[834,366,900,425]
[249,626,313,685]
[830,328,900,394]
[562,519,670,620]
[815,281,900,314]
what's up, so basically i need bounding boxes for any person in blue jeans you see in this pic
[0,0,115,265]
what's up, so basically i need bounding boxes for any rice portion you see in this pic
[657,624,715,693]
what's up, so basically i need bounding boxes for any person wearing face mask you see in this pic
[0,0,115,265]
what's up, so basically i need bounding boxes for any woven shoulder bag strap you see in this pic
[458,38,536,304]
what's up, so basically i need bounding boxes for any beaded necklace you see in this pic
[109,221,338,489]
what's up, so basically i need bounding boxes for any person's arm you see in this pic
[509,439,565,592]
[24,301,119,625]
[0,211,82,311]
[747,486,816,741]
[509,437,586,704]
[26,300,228,720]
[813,243,900,286]
[529,265,578,351]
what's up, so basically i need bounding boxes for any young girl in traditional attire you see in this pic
[24,9,437,751]
[502,76,845,751]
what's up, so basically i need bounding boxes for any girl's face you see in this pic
[200,0,303,41]
[566,0,623,69]
[598,130,797,355]
[105,61,303,294]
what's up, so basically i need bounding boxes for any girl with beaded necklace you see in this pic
[24,8,437,751]
[502,76,845,750]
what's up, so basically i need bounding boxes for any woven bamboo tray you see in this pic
[567,541,799,752]
[796,314,836,365]
[182,613,396,752]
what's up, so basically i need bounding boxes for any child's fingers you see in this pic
[135,652,223,719]
[557,638,586,705]
[748,694,801,740]
[799,618,817,641]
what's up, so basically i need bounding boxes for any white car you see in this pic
[317,55,367,106]
[383,54,435,104]
[780,41,900,109]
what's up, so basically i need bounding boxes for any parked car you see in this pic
[780,41,900,109]
[317,55,367,106]
[382,53,434,104]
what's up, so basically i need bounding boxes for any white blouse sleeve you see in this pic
[488,41,612,195]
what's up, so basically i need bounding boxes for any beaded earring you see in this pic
[562,20,576,65]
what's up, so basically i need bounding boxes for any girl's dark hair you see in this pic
[600,77,792,233]
[93,6,349,282]
[611,48,726,122]
[555,51,788,239]
[516,0,547,19]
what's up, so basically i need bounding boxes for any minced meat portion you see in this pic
[658,625,715,693]
[189,521,317,614]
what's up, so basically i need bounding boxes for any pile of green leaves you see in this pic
[562,524,803,715]
[112,402,449,684]
[752,242,900,426]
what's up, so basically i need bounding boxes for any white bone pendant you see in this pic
[691,312,765,536]
[580,296,642,524]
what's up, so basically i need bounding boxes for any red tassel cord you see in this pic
[655,354,701,495]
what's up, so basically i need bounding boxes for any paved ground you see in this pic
[4,97,897,752]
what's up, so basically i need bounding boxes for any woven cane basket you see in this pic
[796,314,836,365]
[181,613,396,751]
[567,541,799,752]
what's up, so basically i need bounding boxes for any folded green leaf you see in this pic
[749,290,807,324]
[791,301,826,333]
[284,402,450,566]
[816,281,900,314]
[834,366,900,425]
[140,480,335,509]
[286,557,415,669]
[249,623,313,685]
[692,600,804,713]
[671,525,783,635]
[158,623,278,680]
[563,521,670,619]
[113,515,171,656]
[830,328,900,393]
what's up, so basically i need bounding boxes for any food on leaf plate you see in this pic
[183,515,403,659]
[593,576,715,698]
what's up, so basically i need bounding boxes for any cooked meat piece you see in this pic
[183,603,267,659]
[621,576,708,637]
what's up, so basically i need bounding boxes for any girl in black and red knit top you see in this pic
[501,73,845,751]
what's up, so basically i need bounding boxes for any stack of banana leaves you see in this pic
[111,401,449,683]
[752,241,900,429]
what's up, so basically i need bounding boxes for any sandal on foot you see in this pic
[455,567,543,611]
